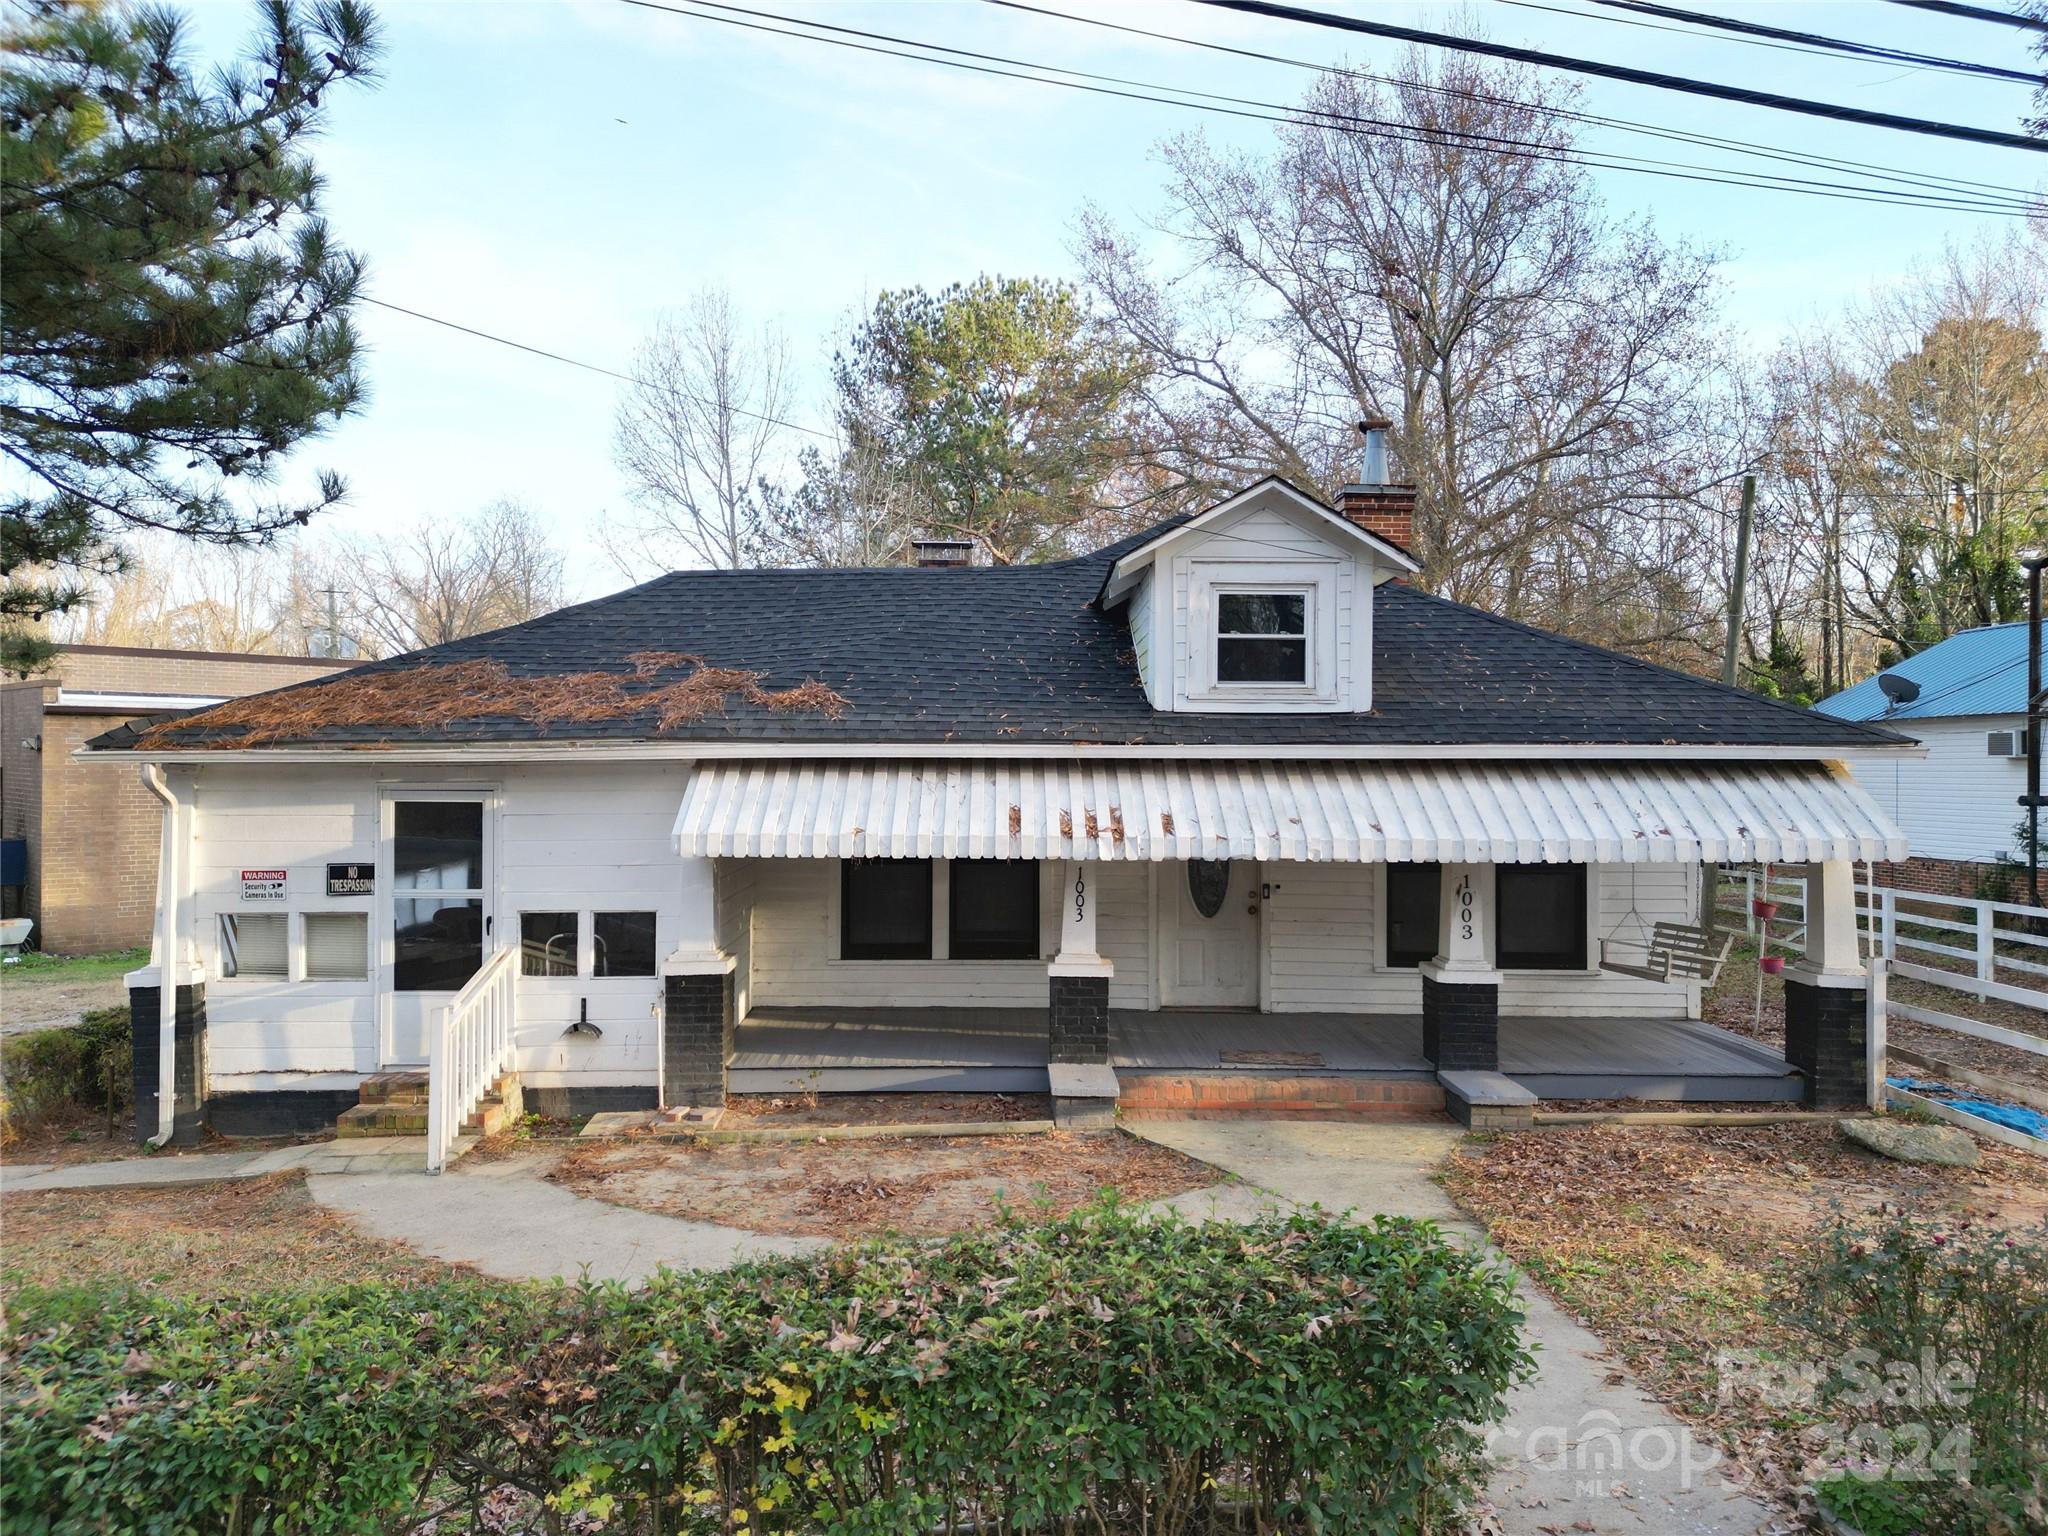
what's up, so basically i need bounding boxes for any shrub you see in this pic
[0,1008,130,1140]
[0,1203,1532,1534]
[1800,1211,2048,1535]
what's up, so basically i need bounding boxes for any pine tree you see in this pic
[1,0,380,674]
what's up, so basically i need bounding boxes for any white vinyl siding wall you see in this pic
[188,762,689,1097]
[741,857,1154,1011]
[1843,715,2026,864]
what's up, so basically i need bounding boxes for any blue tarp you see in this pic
[1886,1076,2048,1139]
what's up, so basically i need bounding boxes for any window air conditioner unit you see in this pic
[1988,729,2025,758]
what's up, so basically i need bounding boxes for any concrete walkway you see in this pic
[307,1153,823,1283]
[1,1137,429,1192]
[1133,1120,1776,1536]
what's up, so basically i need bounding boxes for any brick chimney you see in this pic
[1335,418,1415,554]
[910,538,974,568]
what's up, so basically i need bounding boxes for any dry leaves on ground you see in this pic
[0,1172,456,1297]
[548,1130,1219,1238]
[1441,1121,2048,1512]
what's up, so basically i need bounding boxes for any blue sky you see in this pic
[172,0,2045,600]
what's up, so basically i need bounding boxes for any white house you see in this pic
[1819,620,2044,894]
[90,433,1912,1162]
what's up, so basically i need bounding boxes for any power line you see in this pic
[1190,0,2048,152]
[1887,0,2048,33]
[1503,0,2041,82]
[984,0,2040,209]
[357,297,837,439]
[633,0,2037,214]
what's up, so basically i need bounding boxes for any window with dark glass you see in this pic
[949,860,1041,960]
[594,911,658,977]
[1384,862,1441,968]
[1216,592,1308,684]
[521,911,578,977]
[393,799,485,992]
[1495,865,1588,970]
[840,858,933,960]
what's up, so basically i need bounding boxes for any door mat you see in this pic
[1219,1049,1327,1068]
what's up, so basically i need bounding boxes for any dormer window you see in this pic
[1217,591,1309,685]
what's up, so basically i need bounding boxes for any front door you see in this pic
[379,794,492,1066]
[1162,859,1260,1007]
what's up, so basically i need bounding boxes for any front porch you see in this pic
[726,1005,1804,1104]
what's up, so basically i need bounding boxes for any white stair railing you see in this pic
[426,945,517,1174]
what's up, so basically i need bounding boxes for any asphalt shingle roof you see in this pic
[91,523,1910,753]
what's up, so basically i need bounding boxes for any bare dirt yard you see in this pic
[1441,1119,2048,1508]
[0,1172,455,1297]
[722,1091,1051,1127]
[550,1129,1220,1238]
[0,950,144,1036]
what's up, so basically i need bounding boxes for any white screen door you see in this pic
[1161,860,1260,1007]
[379,794,491,1066]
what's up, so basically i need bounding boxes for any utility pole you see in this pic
[1721,473,1757,689]
[2023,557,2047,908]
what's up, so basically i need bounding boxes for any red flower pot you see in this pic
[1752,899,1779,920]
[1759,954,1785,975]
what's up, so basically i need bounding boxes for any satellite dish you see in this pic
[1878,672,1921,708]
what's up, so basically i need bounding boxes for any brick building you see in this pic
[1,646,353,954]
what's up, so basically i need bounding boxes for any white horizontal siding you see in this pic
[189,762,689,1093]
[1263,862,1694,1017]
[1843,717,2024,864]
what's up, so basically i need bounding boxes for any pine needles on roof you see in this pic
[136,654,850,749]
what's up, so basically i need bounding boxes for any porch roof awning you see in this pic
[673,758,1908,864]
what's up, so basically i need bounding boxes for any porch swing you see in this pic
[1597,863,1735,984]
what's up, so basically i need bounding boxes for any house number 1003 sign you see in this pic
[1455,872,1475,942]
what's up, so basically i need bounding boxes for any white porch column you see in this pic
[661,855,733,976]
[1048,860,1111,1067]
[1788,859,1863,985]
[1783,859,1871,1110]
[660,855,734,1109]
[1418,861,1501,1073]
[1049,860,1111,974]
[1419,862,1502,984]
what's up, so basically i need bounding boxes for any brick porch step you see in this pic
[357,1071,428,1106]
[1115,1072,1447,1121]
[335,1074,518,1138]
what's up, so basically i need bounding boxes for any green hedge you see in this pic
[1,1203,1531,1534]
[0,1007,130,1137]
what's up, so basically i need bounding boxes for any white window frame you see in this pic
[1213,587,1312,689]
[1184,560,1341,709]
[216,909,292,984]
[303,909,373,983]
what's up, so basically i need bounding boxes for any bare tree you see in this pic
[51,534,293,653]
[292,500,566,658]
[1077,50,1724,639]
[608,290,794,572]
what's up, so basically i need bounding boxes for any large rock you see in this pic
[1839,1115,1981,1168]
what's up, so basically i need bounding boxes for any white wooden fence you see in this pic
[1715,868,2048,1063]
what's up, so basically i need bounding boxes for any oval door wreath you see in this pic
[1188,859,1231,919]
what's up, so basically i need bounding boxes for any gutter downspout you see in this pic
[139,763,181,1147]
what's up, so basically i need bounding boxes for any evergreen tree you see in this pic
[827,276,1151,564]
[1,0,380,674]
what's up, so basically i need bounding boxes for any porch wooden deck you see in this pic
[726,1007,1803,1102]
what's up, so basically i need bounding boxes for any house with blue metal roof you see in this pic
[1818,620,2045,881]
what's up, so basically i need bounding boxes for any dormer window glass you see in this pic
[1216,592,1309,684]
